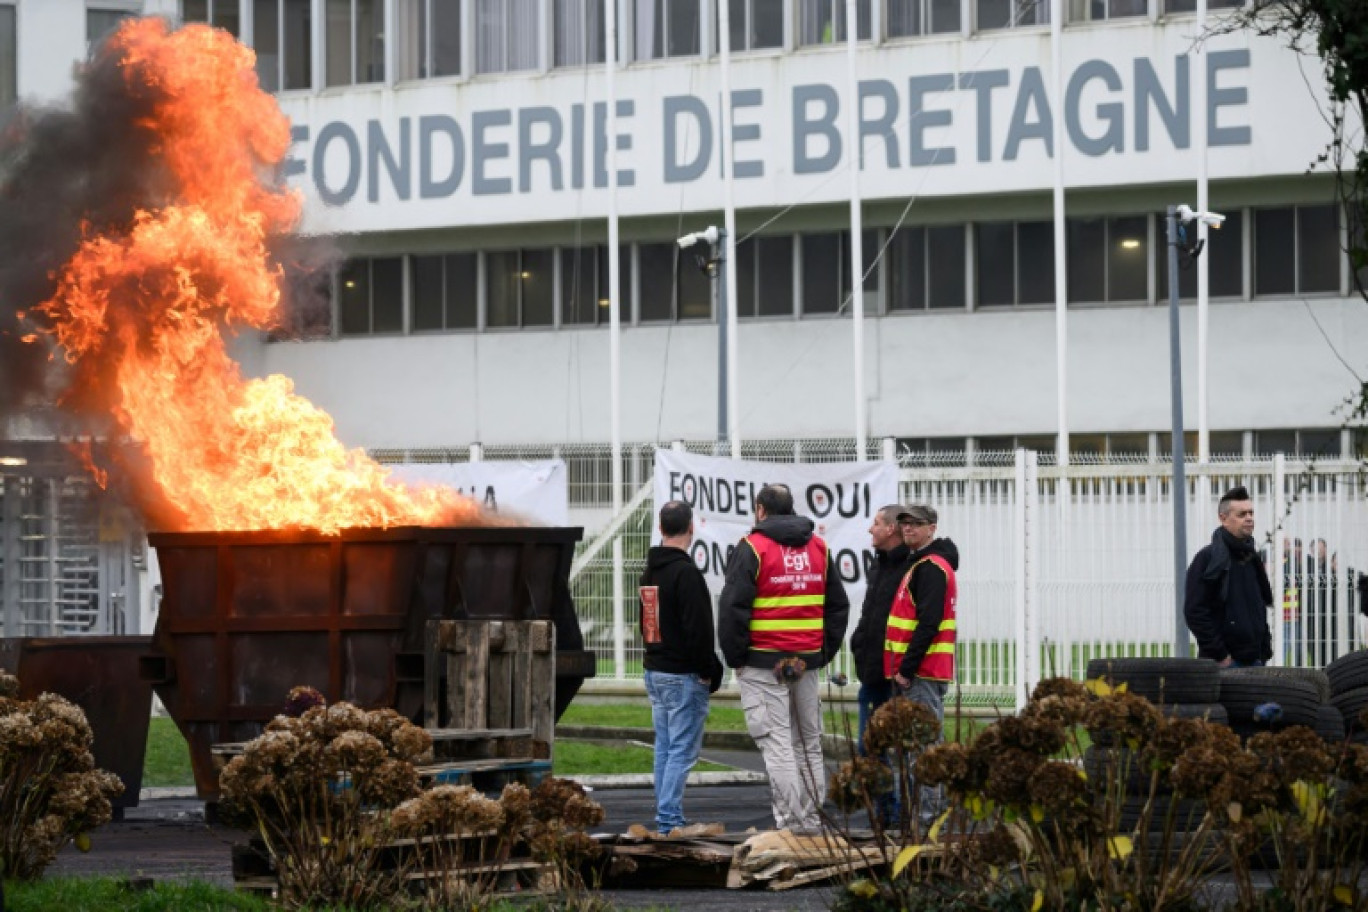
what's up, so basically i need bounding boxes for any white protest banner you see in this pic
[652,450,899,607]
[387,460,569,527]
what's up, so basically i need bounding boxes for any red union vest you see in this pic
[745,532,829,655]
[883,554,958,682]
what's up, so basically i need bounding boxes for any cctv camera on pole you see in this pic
[1167,204,1225,658]
[678,225,728,450]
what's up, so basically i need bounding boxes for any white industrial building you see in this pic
[2,2,1367,685]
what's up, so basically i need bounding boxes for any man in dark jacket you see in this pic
[718,484,850,832]
[849,504,911,750]
[1184,486,1273,667]
[640,500,724,833]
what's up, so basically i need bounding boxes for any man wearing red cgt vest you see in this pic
[885,504,959,821]
[718,483,850,834]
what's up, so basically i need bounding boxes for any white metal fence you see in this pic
[560,444,1368,710]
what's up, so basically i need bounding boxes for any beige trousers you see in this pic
[736,664,827,831]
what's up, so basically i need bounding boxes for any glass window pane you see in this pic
[283,0,312,91]
[1017,221,1054,304]
[799,0,835,44]
[888,0,922,36]
[555,0,604,66]
[325,0,351,86]
[635,0,665,59]
[977,0,1012,30]
[801,233,842,315]
[1108,0,1146,15]
[412,255,445,331]
[520,249,555,326]
[639,243,675,321]
[475,0,505,72]
[433,0,462,76]
[678,246,710,319]
[1067,217,1106,302]
[887,227,925,311]
[1254,429,1296,457]
[928,225,966,309]
[752,0,784,48]
[667,0,700,56]
[1299,429,1340,458]
[1108,433,1150,458]
[395,0,425,80]
[757,235,794,316]
[1254,208,1296,296]
[371,257,404,333]
[254,0,281,92]
[213,0,241,36]
[183,0,210,23]
[1208,431,1244,456]
[1209,210,1243,297]
[0,5,15,108]
[445,252,478,328]
[88,10,134,48]
[561,247,597,325]
[1298,205,1340,294]
[930,0,960,32]
[735,239,756,317]
[339,260,371,335]
[355,0,384,83]
[975,223,1015,307]
[486,250,519,327]
[506,0,539,70]
[1108,215,1148,302]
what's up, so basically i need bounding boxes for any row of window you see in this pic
[177,0,1247,90]
[320,203,1351,337]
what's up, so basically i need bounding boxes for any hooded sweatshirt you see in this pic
[717,514,851,671]
[895,537,961,682]
[639,545,725,688]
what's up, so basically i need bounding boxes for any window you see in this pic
[1067,215,1148,303]
[555,0,605,67]
[1254,205,1340,296]
[800,0,871,44]
[476,0,539,73]
[1068,0,1145,20]
[975,221,1054,307]
[721,0,784,51]
[485,249,554,328]
[976,0,1048,29]
[254,0,313,91]
[339,257,403,335]
[887,225,966,310]
[737,236,795,317]
[326,0,384,86]
[1164,0,1243,12]
[181,0,240,36]
[397,0,462,80]
[0,5,14,109]
[888,0,960,36]
[634,0,700,60]
[412,253,478,331]
[1158,209,1244,300]
[638,242,711,322]
[561,245,629,325]
[88,8,136,50]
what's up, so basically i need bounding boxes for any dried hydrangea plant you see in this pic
[218,692,433,910]
[0,668,124,880]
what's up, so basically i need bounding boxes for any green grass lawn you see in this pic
[143,718,195,788]
[4,877,271,912]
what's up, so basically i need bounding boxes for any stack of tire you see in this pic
[1216,666,1330,741]
[1325,650,1368,744]
[1083,657,1224,833]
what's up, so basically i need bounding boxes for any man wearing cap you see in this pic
[718,483,850,833]
[885,504,960,820]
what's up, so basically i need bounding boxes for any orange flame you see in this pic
[32,19,480,533]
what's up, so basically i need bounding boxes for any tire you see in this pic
[1330,686,1368,742]
[1314,704,1345,743]
[1221,666,1331,704]
[1115,795,1207,834]
[1218,673,1320,733]
[1326,650,1368,698]
[1085,657,1221,704]
[1084,746,1171,796]
[1089,703,1228,748]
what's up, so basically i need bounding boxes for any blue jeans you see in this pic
[895,677,949,823]
[645,669,710,831]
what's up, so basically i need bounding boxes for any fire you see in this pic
[28,19,480,533]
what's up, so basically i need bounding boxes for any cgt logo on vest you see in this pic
[781,548,812,574]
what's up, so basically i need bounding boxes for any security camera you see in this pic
[1176,205,1226,229]
[677,225,721,249]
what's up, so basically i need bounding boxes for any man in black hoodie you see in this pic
[849,504,912,750]
[1184,486,1273,667]
[640,500,724,834]
[718,484,850,833]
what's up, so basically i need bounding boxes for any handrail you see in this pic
[568,480,653,583]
